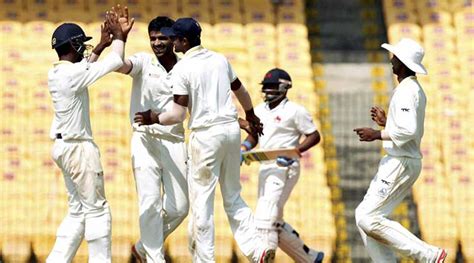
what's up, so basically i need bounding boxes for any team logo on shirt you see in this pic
[148,73,160,78]
[275,116,281,123]
[401,108,410,112]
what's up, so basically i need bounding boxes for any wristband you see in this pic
[241,140,252,151]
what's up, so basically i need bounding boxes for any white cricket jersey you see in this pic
[255,98,317,150]
[382,76,426,159]
[48,52,123,140]
[128,52,185,141]
[171,45,238,130]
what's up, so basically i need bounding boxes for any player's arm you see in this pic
[381,91,417,146]
[241,133,259,152]
[71,11,126,91]
[297,130,321,153]
[231,78,263,136]
[116,58,133,74]
[87,22,112,63]
[134,95,188,126]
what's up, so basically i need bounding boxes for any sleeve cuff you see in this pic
[381,130,391,141]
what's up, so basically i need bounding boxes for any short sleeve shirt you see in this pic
[171,46,238,130]
[255,99,317,149]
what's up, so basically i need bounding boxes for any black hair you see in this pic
[55,42,73,57]
[189,37,201,47]
[148,16,175,33]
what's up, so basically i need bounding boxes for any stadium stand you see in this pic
[0,0,336,262]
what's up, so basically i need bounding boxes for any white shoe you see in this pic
[131,242,147,263]
[434,248,447,263]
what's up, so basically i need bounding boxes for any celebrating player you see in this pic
[134,17,276,263]
[46,8,132,263]
[240,68,324,263]
[353,38,447,262]
[116,15,189,262]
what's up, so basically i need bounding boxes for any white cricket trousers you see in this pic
[47,139,111,263]
[355,155,439,262]
[256,162,318,262]
[187,121,257,263]
[131,131,189,262]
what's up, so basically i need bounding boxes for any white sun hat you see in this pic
[381,38,428,75]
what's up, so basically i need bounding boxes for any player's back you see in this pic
[48,61,93,141]
[174,47,237,130]
[48,52,123,140]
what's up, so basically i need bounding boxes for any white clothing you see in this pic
[254,100,320,262]
[355,155,439,262]
[47,43,123,262]
[187,122,257,262]
[128,52,185,141]
[254,99,317,150]
[356,76,441,262]
[47,139,111,263]
[48,43,123,141]
[382,76,426,159]
[172,46,238,130]
[171,46,266,262]
[131,131,189,262]
[127,52,189,262]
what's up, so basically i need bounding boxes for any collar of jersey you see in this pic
[152,54,180,70]
[183,45,204,59]
[398,75,417,86]
[265,98,289,111]
[53,60,73,66]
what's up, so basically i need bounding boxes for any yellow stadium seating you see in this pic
[243,8,274,24]
[277,23,308,38]
[382,0,417,12]
[277,8,306,24]
[55,0,91,22]
[384,9,418,24]
[181,8,211,24]
[0,1,341,261]
[415,0,451,11]
[26,1,57,21]
[418,10,452,25]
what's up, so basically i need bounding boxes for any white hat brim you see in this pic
[382,43,428,75]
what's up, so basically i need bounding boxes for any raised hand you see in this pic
[98,22,112,48]
[371,106,387,127]
[105,10,124,41]
[112,4,134,40]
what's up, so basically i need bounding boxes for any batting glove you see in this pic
[276,156,295,167]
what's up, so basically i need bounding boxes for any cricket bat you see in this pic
[242,148,300,163]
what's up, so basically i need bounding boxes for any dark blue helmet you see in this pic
[51,23,92,49]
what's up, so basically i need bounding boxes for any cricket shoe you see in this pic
[258,248,276,263]
[434,248,447,263]
[311,250,324,263]
[131,242,147,263]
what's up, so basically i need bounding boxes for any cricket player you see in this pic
[47,8,133,263]
[134,17,275,263]
[353,38,447,262]
[116,16,189,262]
[240,68,324,263]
